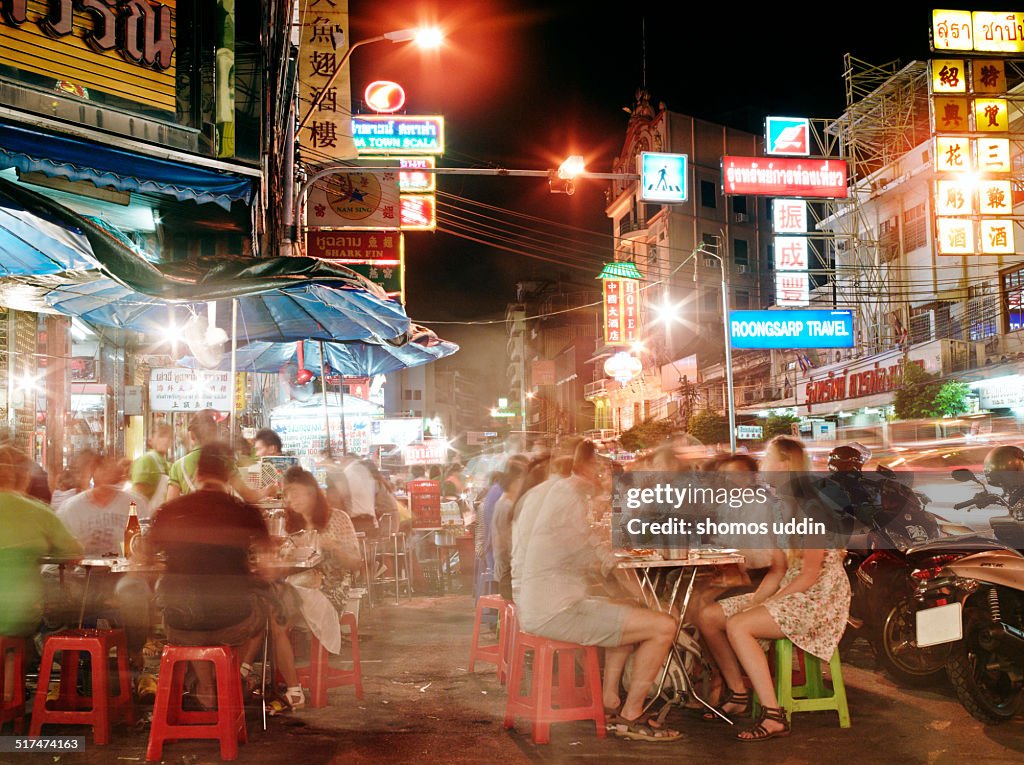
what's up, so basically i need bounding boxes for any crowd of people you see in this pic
[475,434,852,743]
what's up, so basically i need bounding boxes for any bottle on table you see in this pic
[123,501,141,558]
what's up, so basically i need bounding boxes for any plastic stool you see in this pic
[295,612,363,708]
[469,594,507,680]
[146,645,247,761]
[759,639,850,728]
[503,629,606,744]
[0,637,27,733]
[499,601,517,686]
[30,629,134,744]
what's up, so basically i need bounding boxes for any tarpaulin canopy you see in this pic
[178,325,460,376]
[0,122,254,210]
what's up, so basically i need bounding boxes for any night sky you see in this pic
[345,1,990,387]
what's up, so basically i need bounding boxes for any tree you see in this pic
[687,409,729,446]
[892,362,941,420]
[934,380,971,417]
[619,418,677,452]
[763,413,800,439]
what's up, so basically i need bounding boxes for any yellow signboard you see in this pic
[978,180,1013,215]
[932,10,1024,54]
[932,10,974,51]
[934,136,972,172]
[932,96,970,131]
[935,179,974,215]
[931,59,967,93]
[298,0,357,162]
[974,97,1009,131]
[936,217,975,255]
[975,137,1011,172]
[972,60,1006,92]
[980,218,1015,254]
[0,0,176,111]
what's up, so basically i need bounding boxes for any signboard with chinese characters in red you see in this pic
[773,200,807,233]
[306,231,400,262]
[400,194,436,230]
[774,237,809,271]
[980,219,1015,254]
[936,217,975,255]
[603,279,641,345]
[298,0,356,161]
[722,157,847,198]
[775,273,810,307]
[306,170,401,229]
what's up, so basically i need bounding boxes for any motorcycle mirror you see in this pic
[951,468,980,484]
[875,464,897,479]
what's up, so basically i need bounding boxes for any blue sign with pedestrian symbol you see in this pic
[729,310,854,349]
[639,152,687,203]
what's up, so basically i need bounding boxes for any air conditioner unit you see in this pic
[736,265,750,274]
[733,213,749,223]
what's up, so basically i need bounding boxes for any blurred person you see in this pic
[489,458,528,601]
[253,428,283,457]
[57,455,152,555]
[165,412,268,503]
[51,449,99,511]
[474,471,503,611]
[143,442,275,710]
[513,440,681,742]
[696,436,851,741]
[330,453,378,536]
[442,462,465,498]
[131,423,174,508]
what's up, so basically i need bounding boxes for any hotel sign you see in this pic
[353,115,445,155]
[722,156,847,198]
[0,0,176,111]
[603,278,640,345]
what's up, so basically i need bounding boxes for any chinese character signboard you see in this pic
[773,200,808,233]
[352,115,445,155]
[306,171,401,229]
[775,273,810,306]
[935,179,973,215]
[722,157,847,198]
[298,0,356,161]
[980,219,1015,253]
[933,96,970,131]
[774,237,809,271]
[973,97,1009,131]
[0,0,177,112]
[638,152,688,203]
[149,368,232,413]
[765,117,811,156]
[979,180,1013,215]
[934,136,971,172]
[932,11,1024,54]
[345,263,403,296]
[603,278,641,345]
[936,217,975,255]
[932,59,967,92]
[306,231,401,262]
[972,60,1006,92]
[976,137,1011,172]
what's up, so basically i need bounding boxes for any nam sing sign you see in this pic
[0,0,176,111]
[722,156,848,198]
[729,310,854,350]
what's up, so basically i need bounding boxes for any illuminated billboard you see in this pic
[352,115,445,155]
[722,157,847,198]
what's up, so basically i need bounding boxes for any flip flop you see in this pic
[609,715,683,742]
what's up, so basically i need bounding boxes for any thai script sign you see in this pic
[403,441,448,466]
[932,10,1024,53]
[729,310,854,350]
[149,368,231,412]
[804,359,924,407]
[722,157,848,198]
[306,231,400,262]
[352,115,445,154]
[0,0,176,111]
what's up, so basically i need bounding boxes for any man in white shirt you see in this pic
[337,454,377,535]
[57,456,152,556]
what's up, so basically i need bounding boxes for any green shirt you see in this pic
[0,492,83,636]
[168,449,202,494]
[130,449,169,500]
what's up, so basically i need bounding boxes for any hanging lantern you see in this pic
[604,351,642,384]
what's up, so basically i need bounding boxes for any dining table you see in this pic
[616,550,745,723]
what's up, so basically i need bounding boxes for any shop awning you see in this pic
[0,122,254,210]
[178,325,460,376]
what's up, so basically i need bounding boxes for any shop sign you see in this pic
[364,80,406,113]
[306,170,401,229]
[934,136,971,172]
[638,152,688,203]
[972,59,1006,92]
[773,199,807,233]
[722,156,847,198]
[932,10,1024,54]
[298,0,356,161]
[345,263,402,296]
[531,359,555,386]
[0,0,177,111]
[933,96,970,132]
[973,97,1009,131]
[978,180,1013,214]
[932,59,967,93]
[936,217,975,255]
[352,115,445,155]
[730,310,854,350]
[403,440,448,466]
[737,425,763,440]
[400,194,436,230]
[765,117,811,156]
[371,418,423,446]
[149,368,232,412]
[804,358,925,407]
[935,179,973,215]
[603,278,641,345]
[775,272,809,306]
[976,137,1011,172]
[980,218,1015,254]
[774,236,809,271]
[306,230,400,262]
[399,157,436,192]
[973,375,1024,409]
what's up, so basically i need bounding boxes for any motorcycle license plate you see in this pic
[915,602,962,647]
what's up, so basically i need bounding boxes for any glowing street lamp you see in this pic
[652,294,685,326]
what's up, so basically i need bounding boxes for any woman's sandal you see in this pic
[701,688,751,722]
[608,715,683,742]
[265,687,306,716]
[736,706,791,742]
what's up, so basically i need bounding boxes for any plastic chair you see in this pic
[294,611,364,707]
[503,629,606,744]
[30,629,134,745]
[146,644,247,761]
[468,593,507,680]
[755,639,851,728]
[0,637,27,733]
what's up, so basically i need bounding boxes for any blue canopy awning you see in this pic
[0,122,254,210]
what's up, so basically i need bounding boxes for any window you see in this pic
[878,216,899,263]
[733,239,749,267]
[1003,267,1024,332]
[413,390,422,401]
[403,389,412,400]
[734,289,751,308]
[700,180,717,209]
[968,282,998,340]
[703,290,719,313]
[732,196,747,215]
[903,203,927,252]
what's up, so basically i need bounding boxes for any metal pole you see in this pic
[230,299,238,449]
[319,341,333,454]
[717,255,737,453]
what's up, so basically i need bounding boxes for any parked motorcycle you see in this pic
[915,469,1024,723]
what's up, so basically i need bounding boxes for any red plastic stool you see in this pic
[295,612,364,708]
[30,629,133,744]
[503,629,606,744]
[469,593,507,679]
[0,637,27,733]
[146,645,247,762]
[499,601,518,686]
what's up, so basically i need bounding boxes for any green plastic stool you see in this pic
[754,639,851,728]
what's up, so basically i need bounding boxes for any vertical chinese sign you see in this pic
[298,0,357,162]
[602,278,641,346]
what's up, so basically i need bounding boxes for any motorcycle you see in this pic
[914,470,1024,723]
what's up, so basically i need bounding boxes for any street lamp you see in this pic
[298,26,443,132]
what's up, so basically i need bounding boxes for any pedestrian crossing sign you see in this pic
[639,152,688,203]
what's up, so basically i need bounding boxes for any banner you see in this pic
[729,310,854,349]
[722,156,848,198]
[298,0,357,161]
[306,170,401,229]
[149,368,232,412]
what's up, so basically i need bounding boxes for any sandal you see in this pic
[702,688,751,722]
[609,715,683,742]
[736,706,791,742]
